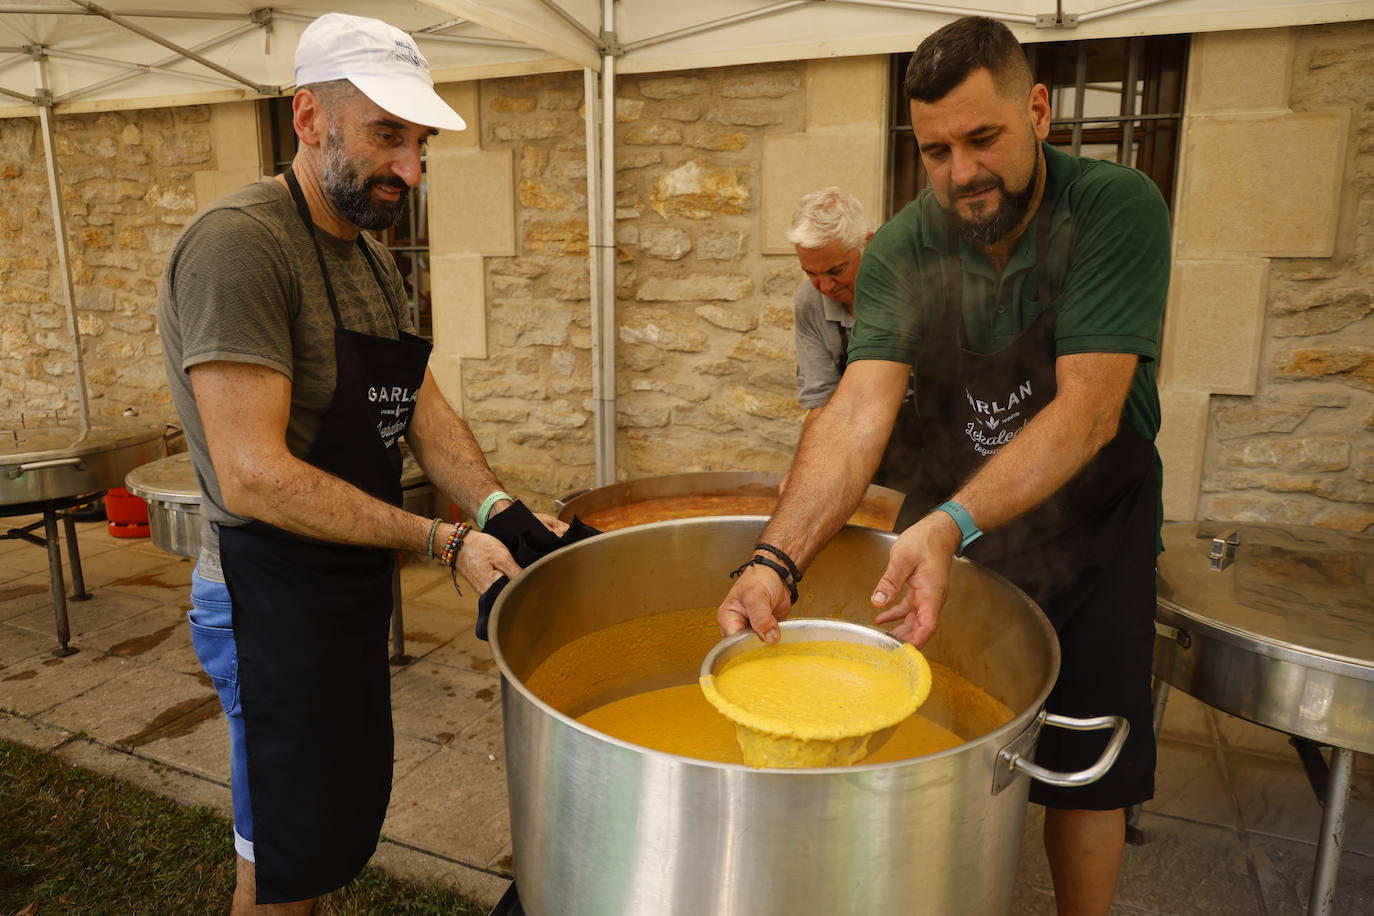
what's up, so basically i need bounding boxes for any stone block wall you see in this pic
[1160,21,1373,533]
[457,60,885,507]
[0,105,226,427]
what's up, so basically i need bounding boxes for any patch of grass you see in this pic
[0,739,485,915]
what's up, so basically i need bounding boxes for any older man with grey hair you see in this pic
[786,188,917,495]
[788,187,872,429]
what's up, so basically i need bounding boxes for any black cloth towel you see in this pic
[475,500,600,640]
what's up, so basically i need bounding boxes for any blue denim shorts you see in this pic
[189,568,254,862]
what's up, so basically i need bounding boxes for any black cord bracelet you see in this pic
[729,555,799,605]
[753,543,802,583]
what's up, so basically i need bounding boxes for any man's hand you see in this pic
[533,512,568,536]
[454,530,523,593]
[716,563,792,645]
[871,510,962,648]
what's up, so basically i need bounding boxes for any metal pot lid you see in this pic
[1,418,167,465]
[1157,521,1374,673]
[125,451,201,504]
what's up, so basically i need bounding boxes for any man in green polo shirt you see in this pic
[717,16,1169,915]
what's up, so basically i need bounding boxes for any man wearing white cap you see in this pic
[157,13,563,911]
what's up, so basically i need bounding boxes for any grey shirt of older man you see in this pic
[793,280,855,410]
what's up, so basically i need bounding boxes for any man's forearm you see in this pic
[227,452,432,552]
[950,356,1132,533]
[405,370,508,520]
[763,377,901,568]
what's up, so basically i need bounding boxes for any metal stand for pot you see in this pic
[1,492,99,657]
[1142,522,1373,916]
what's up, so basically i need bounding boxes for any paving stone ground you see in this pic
[3,517,1372,913]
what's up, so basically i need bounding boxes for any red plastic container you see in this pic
[105,487,150,538]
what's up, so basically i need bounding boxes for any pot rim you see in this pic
[489,516,1060,775]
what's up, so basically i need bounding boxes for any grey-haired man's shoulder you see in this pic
[167,178,295,264]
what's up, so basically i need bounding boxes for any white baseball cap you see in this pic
[294,12,466,131]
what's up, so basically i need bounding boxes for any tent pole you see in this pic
[32,50,90,433]
[592,0,618,486]
[583,64,610,486]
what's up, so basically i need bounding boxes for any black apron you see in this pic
[218,169,432,904]
[829,323,923,498]
[900,203,1156,628]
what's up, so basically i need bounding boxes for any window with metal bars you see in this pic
[887,34,1189,218]
[262,97,434,340]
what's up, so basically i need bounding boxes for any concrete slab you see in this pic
[1156,686,1215,748]
[135,710,232,783]
[398,559,459,604]
[394,731,444,781]
[454,702,505,758]
[369,838,511,910]
[61,545,185,593]
[0,571,69,620]
[0,621,57,670]
[7,588,163,646]
[392,597,474,661]
[1148,737,1242,828]
[1249,834,1374,916]
[70,603,193,665]
[98,554,194,603]
[1113,813,1258,915]
[55,737,233,820]
[0,650,139,717]
[1227,749,1374,856]
[0,708,72,751]
[389,659,500,744]
[424,622,501,677]
[384,743,511,869]
[42,662,219,753]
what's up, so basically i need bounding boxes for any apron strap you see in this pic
[283,167,400,335]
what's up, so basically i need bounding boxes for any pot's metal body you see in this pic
[554,470,905,531]
[125,452,202,557]
[491,519,1124,916]
[1153,521,1374,754]
[1,420,167,506]
[124,449,437,560]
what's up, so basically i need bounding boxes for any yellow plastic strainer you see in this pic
[699,619,932,768]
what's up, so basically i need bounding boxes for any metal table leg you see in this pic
[389,556,410,666]
[42,506,76,657]
[62,508,90,600]
[1308,746,1355,916]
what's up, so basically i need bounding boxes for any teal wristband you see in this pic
[476,490,513,530]
[934,500,983,555]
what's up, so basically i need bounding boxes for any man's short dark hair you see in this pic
[904,17,1032,103]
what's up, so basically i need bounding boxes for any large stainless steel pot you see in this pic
[1153,521,1374,753]
[491,518,1128,916]
[554,470,905,531]
[1,419,167,505]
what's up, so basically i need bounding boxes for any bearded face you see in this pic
[944,147,1041,247]
[320,121,410,232]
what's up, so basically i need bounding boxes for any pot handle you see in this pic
[999,712,1130,788]
[7,456,85,479]
[552,488,590,513]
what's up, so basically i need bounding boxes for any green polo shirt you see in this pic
[850,142,1170,534]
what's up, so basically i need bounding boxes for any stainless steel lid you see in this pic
[125,451,201,504]
[1157,521,1374,673]
[1,418,166,465]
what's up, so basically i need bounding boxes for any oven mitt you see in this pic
[475,500,600,641]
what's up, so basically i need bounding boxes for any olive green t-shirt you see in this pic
[850,143,1170,535]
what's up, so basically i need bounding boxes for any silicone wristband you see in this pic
[935,500,983,555]
[476,490,513,530]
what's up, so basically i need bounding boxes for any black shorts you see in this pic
[1027,540,1157,811]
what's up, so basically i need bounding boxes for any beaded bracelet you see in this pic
[439,522,470,568]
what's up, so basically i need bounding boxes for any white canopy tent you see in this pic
[2,0,1366,475]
